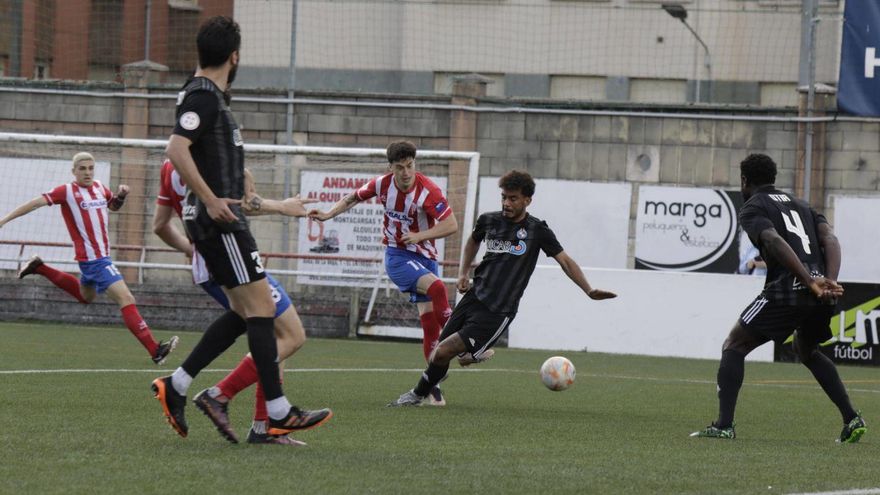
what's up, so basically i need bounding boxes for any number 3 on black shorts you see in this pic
[251,251,265,274]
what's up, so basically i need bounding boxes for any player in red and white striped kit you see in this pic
[0,152,178,364]
[309,141,458,405]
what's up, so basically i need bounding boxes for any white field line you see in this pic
[785,489,880,495]
[1,367,878,394]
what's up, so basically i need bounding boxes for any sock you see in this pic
[246,316,284,402]
[217,355,258,400]
[426,279,452,328]
[120,304,158,356]
[802,351,858,423]
[181,311,247,378]
[267,396,292,420]
[419,312,441,361]
[35,264,87,303]
[716,349,745,428]
[414,362,449,397]
[254,374,279,422]
[171,367,192,396]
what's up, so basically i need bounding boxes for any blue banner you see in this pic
[838,2,880,115]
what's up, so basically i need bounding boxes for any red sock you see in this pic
[217,354,258,400]
[35,264,87,304]
[427,279,452,328]
[120,304,158,356]
[254,373,282,422]
[419,312,441,361]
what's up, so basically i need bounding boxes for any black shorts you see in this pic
[440,290,513,358]
[739,295,835,345]
[193,230,266,289]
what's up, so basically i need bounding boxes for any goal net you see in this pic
[0,132,479,338]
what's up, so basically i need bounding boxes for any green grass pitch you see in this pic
[0,321,878,495]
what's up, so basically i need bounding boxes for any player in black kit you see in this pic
[388,170,616,407]
[691,153,866,443]
[151,16,331,440]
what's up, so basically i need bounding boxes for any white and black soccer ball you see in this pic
[540,356,576,391]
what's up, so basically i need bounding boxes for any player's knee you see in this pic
[794,334,818,363]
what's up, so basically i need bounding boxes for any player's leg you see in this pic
[692,296,773,439]
[795,307,865,442]
[104,277,177,364]
[385,248,445,361]
[416,270,452,328]
[18,255,89,303]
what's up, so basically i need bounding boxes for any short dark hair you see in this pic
[499,170,535,198]
[386,141,417,163]
[740,153,777,186]
[197,16,241,69]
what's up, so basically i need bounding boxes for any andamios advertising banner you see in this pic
[635,185,743,273]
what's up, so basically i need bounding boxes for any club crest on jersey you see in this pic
[516,228,527,240]
[79,198,107,209]
[179,111,200,130]
[486,238,527,256]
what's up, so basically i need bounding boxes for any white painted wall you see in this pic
[508,266,773,362]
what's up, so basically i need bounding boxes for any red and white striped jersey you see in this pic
[156,159,211,284]
[43,181,114,262]
[156,159,187,217]
[355,172,451,260]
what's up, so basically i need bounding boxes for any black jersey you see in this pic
[172,76,247,240]
[470,212,564,314]
[739,185,829,306]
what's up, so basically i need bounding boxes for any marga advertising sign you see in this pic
[635,185,742,273]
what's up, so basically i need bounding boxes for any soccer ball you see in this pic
[540,356,575,391]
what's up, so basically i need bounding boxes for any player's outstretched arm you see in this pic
[403,211,458,245]
[308,192,361,222]
[241,170,318,217]
[456,234,481,294]
[0,196,49,228]
[553,251,617,300]
[167,135,240,223]
[152,203,193,257]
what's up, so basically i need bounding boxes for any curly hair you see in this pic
[499,170,535,198]
[386,141,417,164]
[740,154,777,186]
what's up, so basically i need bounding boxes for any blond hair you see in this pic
[72,152,95,168]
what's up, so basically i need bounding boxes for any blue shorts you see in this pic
[199,273,291,319]
[79,257,124,293]
[384,247,438,303]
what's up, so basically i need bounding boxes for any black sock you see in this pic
[246,316,283,401]
[802,351,858,423]
[182,311,247,377]
[716,349,745,428]
[413,362,449,397]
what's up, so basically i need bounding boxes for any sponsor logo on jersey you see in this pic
[385,209,411,222]
[179,111,200,130]
[486,238,527,256]
[79,198,107,209]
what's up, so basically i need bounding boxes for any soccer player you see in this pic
[388,170,616,407]
[151,16,331,441]
[153,158,315,445]
[690,153,866,442]
[308,140,458,405]
[0,152,178,364]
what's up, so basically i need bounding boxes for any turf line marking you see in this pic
[2,368,878,394]
[785,489,880,495]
